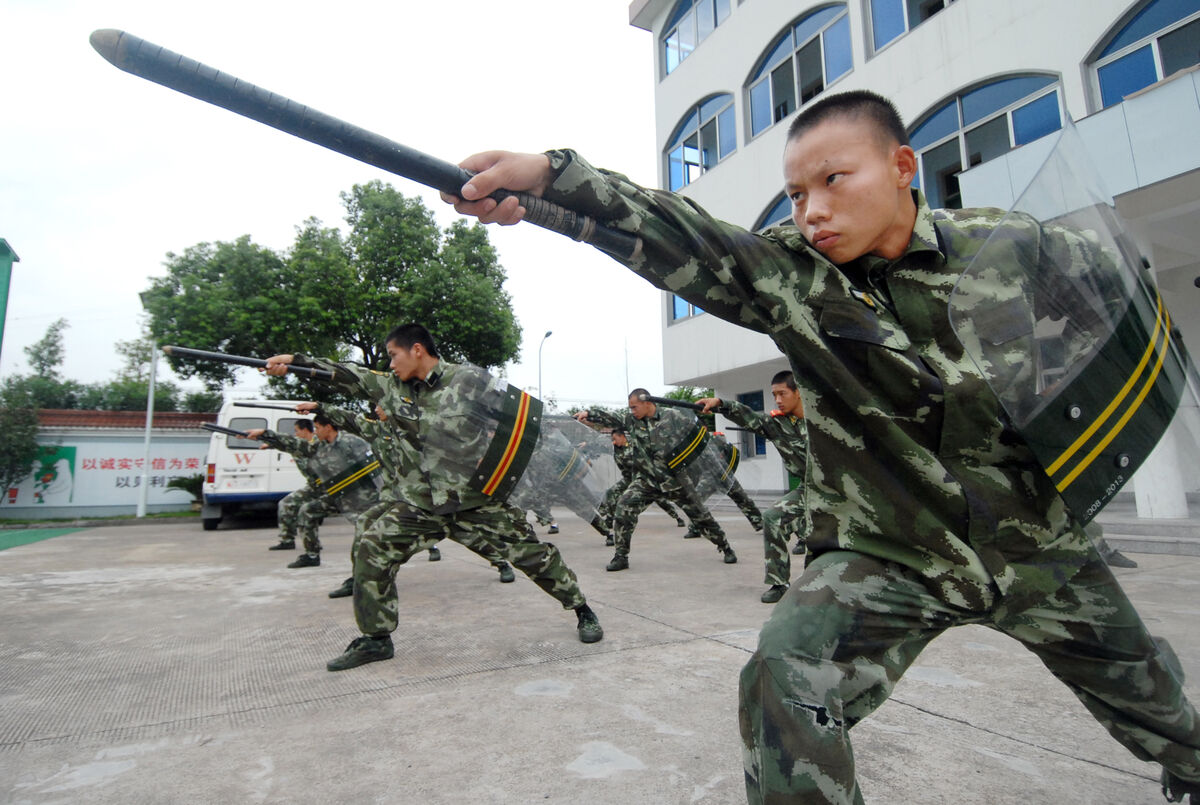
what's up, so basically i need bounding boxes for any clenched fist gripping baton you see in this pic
[89,29,641,261]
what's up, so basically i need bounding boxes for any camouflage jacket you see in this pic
[259,428,379,510]
[318,407,421,505]
[584,408,673,486]
[544,150,1092,612]
[721,400,808,479]
[293,357,509,514]
[258,431,320,484]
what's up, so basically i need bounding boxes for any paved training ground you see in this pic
[1,506,1198,804]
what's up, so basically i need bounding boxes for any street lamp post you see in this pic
[537,330,553,401]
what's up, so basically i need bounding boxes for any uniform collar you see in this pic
[856,189,941,277]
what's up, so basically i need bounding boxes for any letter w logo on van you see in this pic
[233,453,256,465]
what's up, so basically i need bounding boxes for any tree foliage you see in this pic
[0,380,42,493]
[142,182,522,391]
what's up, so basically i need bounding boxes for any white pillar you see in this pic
[1133,418,1190,518]
[136,341,158,518]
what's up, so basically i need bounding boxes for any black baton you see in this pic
[162,345,334,380]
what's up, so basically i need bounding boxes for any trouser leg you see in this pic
[669,473,727,550]
[450,503,586,609]
[611,479,657,558]
[296,496,335,554]
[352,503,444,636]
[727,479,764,530]
[992,552,1200,786]
[655,498,686,525]
[762,488,805,586]
[277,486,317,540]
[739,550,960,805]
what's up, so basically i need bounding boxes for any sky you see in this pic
[1,0,667,410]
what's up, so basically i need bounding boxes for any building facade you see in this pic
[1,410,215,519]
[630,0,1200,515]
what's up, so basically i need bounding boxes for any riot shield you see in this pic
[659,417,739,499]
[508,416,618,520]
[948,122,1198,523]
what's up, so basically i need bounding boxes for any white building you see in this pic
[629,0,1200,515]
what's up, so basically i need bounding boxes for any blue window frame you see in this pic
[666,94,736,191]
[736,391,767,456]
[1093,0,1200,109]
[747,5,852,138]
[908,75,1062,209]
[663,0,732,76]
[870,0,958,52]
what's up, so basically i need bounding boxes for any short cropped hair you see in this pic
[770,370,797,391]
[628,387,651,401]
[787,89,908,149]
[312,413,336,429]
[294,418,314,433]
[385,323,441,358]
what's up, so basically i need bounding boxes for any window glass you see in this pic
[697,0,716,40]
[277,418,302,435]
[921,138,961,210]
[796,38,824,104]
[909,100,958,151]
[963,116,1010,168]
[750,80,772,135]
[699,119,718,169]
[871,0,907,50]
[755,194,792,230]
[771,62,796,122]
[909,0,947,24]
[665,32,682,73]
[683,134,702,185]
[1101,0,1199,57]
[718,105,737,158]
[227,417,267,449]
[1098,45,1158,107]
[667,109,700,149]
[755,32,795,81]
[1011,92,1062,146]
[961,75,1055,126]
[698,95,727,121]
[668,147,685,191]
[793,4,841,46]
[672,295,691,320]
[737,391,767,455]
[678,9,697,62]
[1160,16,1200,75]
[715,0,730,24]
[824,14,853,81]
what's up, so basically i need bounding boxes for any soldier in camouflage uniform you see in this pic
[249,414,379,569]
[595,428,687,546]
[309,402,518,600]
[260,418,320,552]
[700,369,810,604]
[446,89,1200,803]
[579,390,737,571]
[264,323,603,672]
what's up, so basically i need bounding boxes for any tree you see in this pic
[142,183,522,390]
[25,317,68,380]
[0,380,41,493]
[12,319,85,409]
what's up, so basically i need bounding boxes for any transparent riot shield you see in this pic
[661,418,739,500]
[948,122,1198,523]
[508,416,617,520]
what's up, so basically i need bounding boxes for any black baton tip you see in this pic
[89,29,124,63]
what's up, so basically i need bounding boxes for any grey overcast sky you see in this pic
[1,1,668,409]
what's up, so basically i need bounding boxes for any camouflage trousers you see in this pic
[726,479,764,531]
[739,548,1200,804]
[597,477,685,530]
[613,473,727,558]
[351,500,587,636]
[277,485,334,554]
[760,487,808,586]
[350,499,509,569]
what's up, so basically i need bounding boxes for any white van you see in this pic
[200,399,310,530]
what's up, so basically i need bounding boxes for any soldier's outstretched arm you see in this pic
[442,151,553,226]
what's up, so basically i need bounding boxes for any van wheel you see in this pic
[202,518,220,531]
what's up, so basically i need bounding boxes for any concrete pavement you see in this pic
[1,508,1197,804]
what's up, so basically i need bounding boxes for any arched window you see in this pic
[754,194,792,231]
[1091,0,1200,109]
[908,75,1063,209]
[747,5,853,138]
[666,94,736,191]
[663,0,732,75]
[868,0,958,53]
